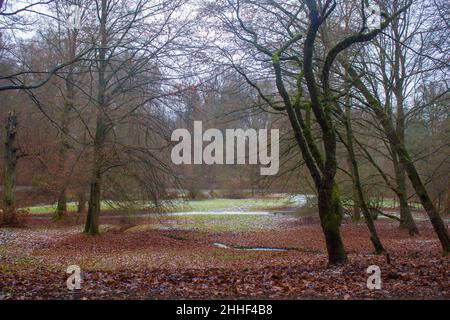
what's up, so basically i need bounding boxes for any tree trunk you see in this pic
[84,110,107,235]
[55,22,78,221]
[345,63,450,255]
[390,16,419,236]
[351,190,361,221]
[85,0,107,236]
[444,180,450,216]
[344,106,385,254]
[358,194,385,254]
[54,102,72,220]
[318,183,348,265]
[77,192,86,213]
[391,154,419,235]
[53,190,67,221]
[2,111,18,226]
[54,124,69,222]
[344,103,360,222]
[379,113,450,255]
[85,179,101,235]
[347,157,361,221]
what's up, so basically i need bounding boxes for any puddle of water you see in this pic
[270,193,314,206]
[213,242,288,252]
[292,195,308,206]
[214,242,230,249]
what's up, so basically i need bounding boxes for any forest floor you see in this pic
[0,204,448,300]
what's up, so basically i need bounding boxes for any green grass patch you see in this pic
[181,215,266,232]
[125,214,275,233]
[23,197,297,215]
[173,197,296,212]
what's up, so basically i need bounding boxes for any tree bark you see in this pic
[346,157,361,221]
[55,19,79,221]
[77,192,86,213]
[382,119,450,254]
[303,3,348,265]
[54,101,70,221]
[344,104,361,222]
[395,166,419,235]
[318,183,348,264]
[84,0,108,235]
[444,180,450,216]
[391,148,419,235]
[390,25,419,235]
[2,111,18,225]
[85,179,101,235]
[346,63,450,255]
[54,190,67,221]
[84,116,107,235]
[344,106,385,254]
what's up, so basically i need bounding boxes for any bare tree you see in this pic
[340,0,450,255]
[82,0,191,235]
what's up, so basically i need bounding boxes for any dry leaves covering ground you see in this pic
[0,213,448,300]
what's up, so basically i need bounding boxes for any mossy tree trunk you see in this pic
[318,183,348,264]
[54,189,67,220]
